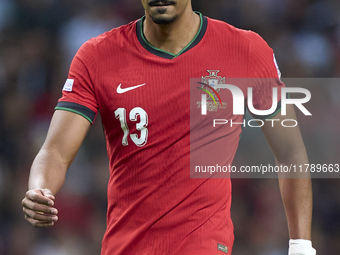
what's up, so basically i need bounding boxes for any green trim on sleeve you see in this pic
[265,107,282,119]
[55,107,93,124]
[265,92,290,119]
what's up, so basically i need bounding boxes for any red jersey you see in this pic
[56,13,283,255]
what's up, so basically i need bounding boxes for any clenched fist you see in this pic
[22,189,58,227]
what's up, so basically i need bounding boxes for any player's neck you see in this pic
[143,10,200,55]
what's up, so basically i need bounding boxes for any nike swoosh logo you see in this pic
[117,83,146,94]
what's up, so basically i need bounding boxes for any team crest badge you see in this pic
[202,70,225,95]
[197,70,227,112]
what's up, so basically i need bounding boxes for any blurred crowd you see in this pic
[0,0,339,254]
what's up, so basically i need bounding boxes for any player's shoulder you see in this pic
[206,16,270,48]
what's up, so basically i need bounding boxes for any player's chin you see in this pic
[150,13,178,25]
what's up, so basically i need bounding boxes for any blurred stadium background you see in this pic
[0,0,339,254]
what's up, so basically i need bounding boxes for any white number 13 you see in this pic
[115,107,148,147]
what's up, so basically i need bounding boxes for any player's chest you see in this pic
[94,55,249,148]
[96,59,246,110]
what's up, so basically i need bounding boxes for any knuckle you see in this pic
[26,190,33,197]
[31,203,38,211]
[27,211,34,219]
[31,193,37,200]
[22,200,31,209]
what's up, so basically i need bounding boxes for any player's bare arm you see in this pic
[261,104,313,240]
[22,110,91,227]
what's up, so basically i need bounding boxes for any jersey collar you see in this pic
[136,12,207,60]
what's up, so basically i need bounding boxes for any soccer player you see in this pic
[22,0,316,254]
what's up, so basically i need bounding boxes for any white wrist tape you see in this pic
[289,239,316,255]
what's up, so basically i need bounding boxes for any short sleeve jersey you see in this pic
[56,13,284,255]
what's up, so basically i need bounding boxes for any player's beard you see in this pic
[150,14,178,25]
[148,0,178,25]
